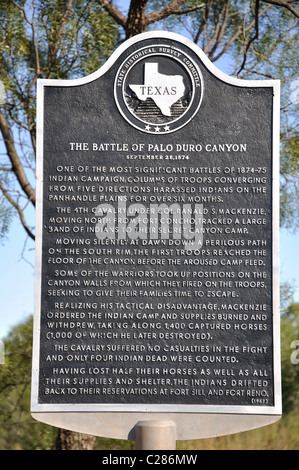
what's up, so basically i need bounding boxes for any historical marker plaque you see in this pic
[32,32,281,438]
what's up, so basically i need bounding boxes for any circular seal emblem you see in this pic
[114,44,204,134]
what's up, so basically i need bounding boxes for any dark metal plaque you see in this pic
[32,32,281,420]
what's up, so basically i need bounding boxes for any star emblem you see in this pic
[145,125,151,131]
[155,126,160,132]
[164,125,170,132]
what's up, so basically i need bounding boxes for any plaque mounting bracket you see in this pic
[134,420,176,450]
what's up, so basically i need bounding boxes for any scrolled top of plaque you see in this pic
[37,31,279,136]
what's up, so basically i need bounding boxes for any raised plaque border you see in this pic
[31,31,281,436]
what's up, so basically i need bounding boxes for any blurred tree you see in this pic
[0,316,98,450]
[0,316,57,449]
[0,0,120,240]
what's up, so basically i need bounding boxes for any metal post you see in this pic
[134,420,176,450]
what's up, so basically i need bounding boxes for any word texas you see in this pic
[94,197,203,252]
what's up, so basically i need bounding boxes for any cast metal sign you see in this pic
[31,31,281,440]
